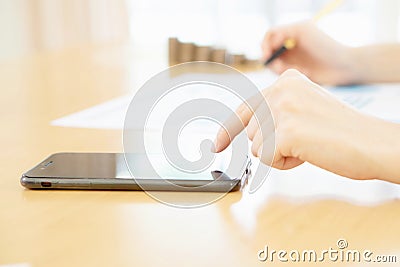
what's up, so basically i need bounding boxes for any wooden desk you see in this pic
[1,46,399,267]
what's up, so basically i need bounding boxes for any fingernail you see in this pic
[212,139,219,153]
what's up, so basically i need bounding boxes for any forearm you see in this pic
[368,118,400,183]
[300,112,400,183]
[349,44,400,84]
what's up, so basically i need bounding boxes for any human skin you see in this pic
[262,21,400,85]
[214,69,400,184]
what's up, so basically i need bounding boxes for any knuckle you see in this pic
[251,143,258,157]
[270,77,307,112]
[236,102,249,117]
[281,68,301,77]
[276,122,302,157]
[275,76,296,90]
[269,88,296,112]
[236,103,246,114]
[275,96,297,112]
[246,116,259,140]
[246,127,255,141]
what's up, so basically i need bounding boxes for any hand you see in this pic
[214,69,400,183]
[262,21,357,85]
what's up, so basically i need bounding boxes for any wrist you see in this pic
[340,47,365,85]
[349,112,400,183]
[366,118,400,183]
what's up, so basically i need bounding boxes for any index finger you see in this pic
[214,93,263,153]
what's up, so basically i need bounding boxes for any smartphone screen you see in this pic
[24,153,244,181]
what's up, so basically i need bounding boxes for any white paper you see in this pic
[52,95,132,130]
[52,70,277,130]
[52,71,400,130]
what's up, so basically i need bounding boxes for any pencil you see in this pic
[264,0,343,66]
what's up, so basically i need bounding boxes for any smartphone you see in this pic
[21,153,251,192]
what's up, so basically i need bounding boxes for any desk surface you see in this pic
[1,46,400,267]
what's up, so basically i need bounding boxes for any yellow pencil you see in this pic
[313,0,344,22]
[264,0,343,66]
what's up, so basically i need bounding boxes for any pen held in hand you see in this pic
[264,38,296,66]
[263,38,296,66]
[263,0,343,66]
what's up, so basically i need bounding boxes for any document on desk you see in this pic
[51,70,400,130]
[328,84,400,123]
[51,70,275,130]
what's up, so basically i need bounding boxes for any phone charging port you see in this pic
[41,181,52,188]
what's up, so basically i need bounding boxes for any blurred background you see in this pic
[1,0,400,63]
